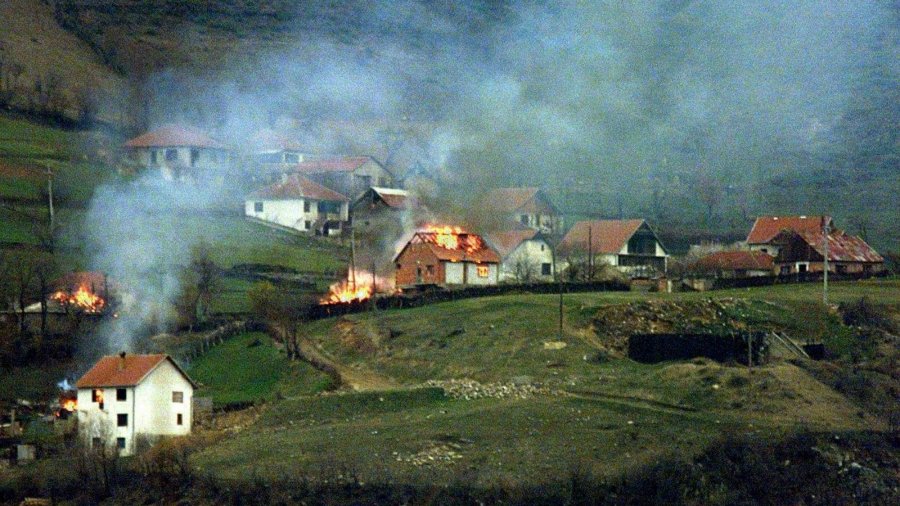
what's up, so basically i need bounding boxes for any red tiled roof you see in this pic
[396,231,501,264]
[747,215,831,244]
[293,156,372,173]
[558,219,646,255]
[124,124,228,149]
[792,230,884,263]
[76,354,194,388]
[693,251,774,272]
[248,175,349,202]
[486,229,540,259]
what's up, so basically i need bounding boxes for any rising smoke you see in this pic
[79,0,896,350]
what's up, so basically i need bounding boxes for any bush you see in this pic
[839,297,896,332]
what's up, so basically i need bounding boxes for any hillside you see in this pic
[0,0,125,122]
[189,280,899,488]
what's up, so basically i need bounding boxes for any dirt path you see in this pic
[296,339,398,391]
[563,389,699,415]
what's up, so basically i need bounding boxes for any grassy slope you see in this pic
[193,279,898,483]
[188,332,334,405]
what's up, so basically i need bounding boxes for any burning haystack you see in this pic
[393,226,500,287]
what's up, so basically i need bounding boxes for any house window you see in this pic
[357,175,372,188]
[254,202,263,213]
[92,389,103,403]
[117,414,128,427]
[426,265,435,275]
[798,264,808,273]
[318,201,340,214]
[116,438,126,450]
[177,413,183,426]
[542,263,552,276]
[540,244,545,251]
[165,149,178,162]
[150,151,157,164]
[92,437,101,449]
[304,201,311,213]
[520,215,529,225]
[284,153,300,163]
[304,220,312,230]
[477,265,489,278]
[761,248,768,254]
[116,389,126,401]
[172,391,184,403]
[190,148,200,167]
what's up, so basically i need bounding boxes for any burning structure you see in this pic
[76,353,195,456]
[394,226,500,287]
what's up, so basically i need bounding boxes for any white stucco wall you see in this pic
[445,262,464,284]
[499,239,554,281]
[244,198,349,234]
[134,360,193,440]
[133,147,231,182]
[465,263,498,285]
[77,386,133,453]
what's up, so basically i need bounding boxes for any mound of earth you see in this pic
[591,298,755,353]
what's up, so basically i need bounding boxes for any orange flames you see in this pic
[61,399,77,412]
[422,225,485,253]
[321,279,373,304]
[52,284,105,313]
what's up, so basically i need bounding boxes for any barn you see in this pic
[394,227,500,287]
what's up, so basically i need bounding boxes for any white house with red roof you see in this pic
[289,155,395,199]
[485,228,554,282]
[124,124,232,182]
[245,174,350,236]
[250,128,306,166]
[557,219,668,278]
[76,353,195,456]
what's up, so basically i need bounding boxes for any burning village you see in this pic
[0,1,898,504]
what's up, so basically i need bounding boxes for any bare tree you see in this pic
[177,241,221,330]
[510,254,539,283]
[32,252,58,342]
[2,249,38,336]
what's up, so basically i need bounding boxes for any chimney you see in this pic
[118,351,126,371]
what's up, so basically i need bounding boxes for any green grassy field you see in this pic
[192,279,897,484]
[188,332,335,405]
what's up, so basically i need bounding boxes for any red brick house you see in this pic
[394,229,500,287]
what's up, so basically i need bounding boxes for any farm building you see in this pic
[486,228,554,282]
[76,353,195,456]
[394,228,500,287]
[746,215,832,257]
[289,156,395,199]
[124,124,232,182]
[245,174,350,236]
[482,187,563,235]
[690,251,775,278]
[557,219,668,277]
[351,186,411,231]
[770,228,884,275]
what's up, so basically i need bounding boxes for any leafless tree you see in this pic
[1,249,38,336]
[177,241,221,330]
[32,252,58,341]
[510,254,539,283]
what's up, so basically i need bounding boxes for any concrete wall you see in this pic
[464,263,498,285]
[499,239,554,282]
[134,360,193,442]
[445,262,464,284]
[244,198,348,235]
[133,147,231,182]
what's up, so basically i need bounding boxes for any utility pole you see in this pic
[46,165,55,228]
[822,218,830,305]
[587,224,593,281]
[349,224,357,291]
